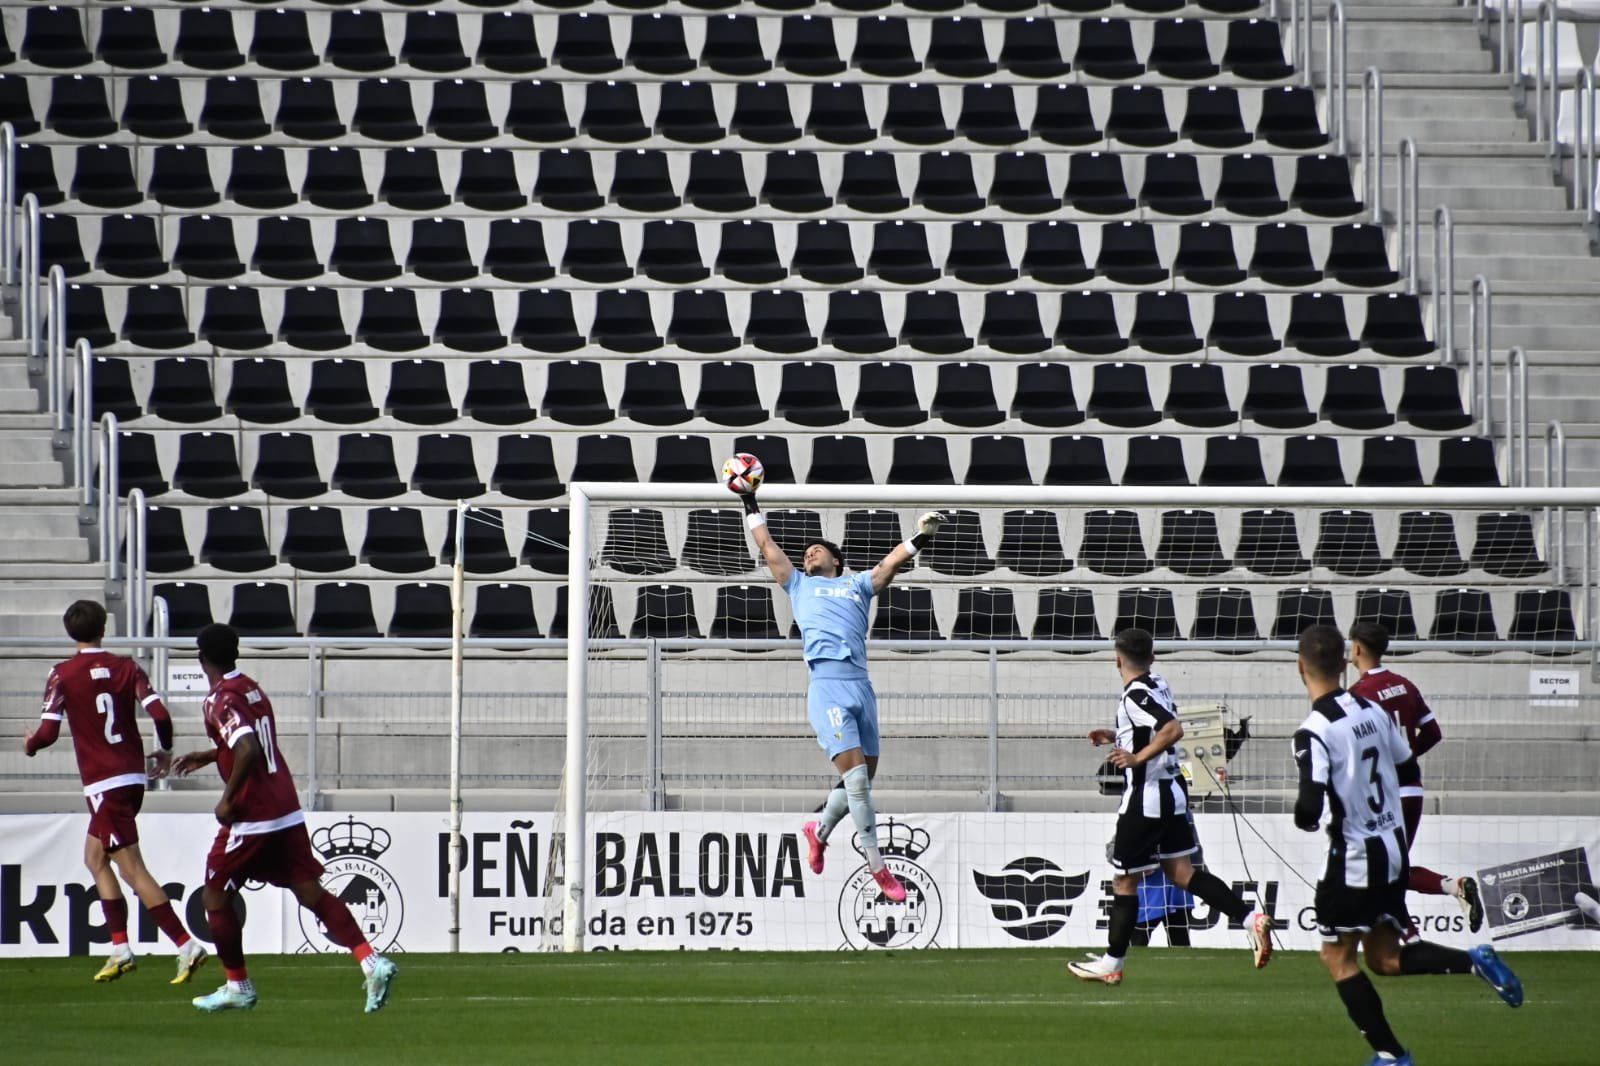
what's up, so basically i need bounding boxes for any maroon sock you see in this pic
[206,907,247,975]
[1409,866,1447,894]
[148,901,191,947]
[101,897,129,946]
[308,889,374,962]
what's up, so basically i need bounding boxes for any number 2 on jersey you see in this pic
[95,692,124,745]
[1359,746,1385,813]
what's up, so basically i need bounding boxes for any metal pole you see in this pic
[151,595,170,791]
[1397,138,1419,293]
[1506,346,1528,488]
[48,267,64,430]
[1364,68,1382,222]
[987,648,1000,813]
[646,638,662,812]
[563,486,592,952]
[1535,2,1550,142]
[1468,275,1490,432]
[125,488,146,643]
[305,645,320,813]
[76,337,90,499]
[1433,206,1455,366]
[99,413,119,579]
[1,123,14,287]
[1585,508,1594,641]
[1546,421,1567,581]
[1575,69,1594,210]
[1333,2,1348,153]
[448,500,467,954]
[21,193,39,360]
[1548,5,1560,162]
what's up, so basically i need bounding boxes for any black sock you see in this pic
[1106,893,1138,960]
[1400,940,1474,975]
[1184,869,1253,923]
[1336,973,1406,1057]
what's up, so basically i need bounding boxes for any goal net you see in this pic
[542,483,1599,953]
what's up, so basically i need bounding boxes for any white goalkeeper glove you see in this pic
[905,512,946,554]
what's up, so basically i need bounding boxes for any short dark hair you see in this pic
[1298,624,1346,680]
[63,600,107,643]
[196,623,240,671]
[803,539,844,576]
[1114,627,1154,669]
[1348,620,1390,660]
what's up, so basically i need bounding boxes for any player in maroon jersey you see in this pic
[1347,621,1485,932]
[22,600,208,983]
[172,623,397,1013]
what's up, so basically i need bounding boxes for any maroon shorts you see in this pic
[205,822,325,893]
[85,785,144,852]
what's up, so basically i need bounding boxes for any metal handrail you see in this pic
[125,488,147,642]
[1,123,14,287]
[1468,275,1492,431]
[20,192,38,358]
[97,412,120,579]
[74,335,89,499]
[1576,67,1596,211]
[1576,65,1599,228]
[1397,137,1420,292]
[46,266,64,428]
[1302,0,1314,90]
[1534,1,1557,145]
[1326,1,1349,151]
[1546,420,1568,580]
[1432,205,1456,365]
[1362,67,1383,223]
[151,595,169,684]
[1505,345,1529,488]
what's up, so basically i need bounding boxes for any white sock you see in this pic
[815,787,850,843]
[842,765,884,872]
[360,953,382,976]
[228,978,254,995]
[1442,876,1459,895]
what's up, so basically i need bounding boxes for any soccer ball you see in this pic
[722,453,764,494]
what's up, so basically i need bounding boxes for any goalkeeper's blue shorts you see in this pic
[806,677,880,759]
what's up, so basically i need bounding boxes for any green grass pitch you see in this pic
[0,950,1593,1065]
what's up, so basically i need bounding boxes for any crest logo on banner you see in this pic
[299,818,404,954]
[972,857,1092,941]
[838,820,942,950]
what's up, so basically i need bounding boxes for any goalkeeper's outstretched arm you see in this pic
[739,491,794,586]
[871,512,946,594]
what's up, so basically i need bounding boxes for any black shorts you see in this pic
[1110,810,1198,875]
[1315,878,1412,943]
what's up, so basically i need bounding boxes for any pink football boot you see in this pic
[871,865,907,903]
[802,821,826,875]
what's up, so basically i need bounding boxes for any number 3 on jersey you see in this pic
[1360,746,1385,813]
[95,692,124,745]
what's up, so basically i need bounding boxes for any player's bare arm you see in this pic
[1108,717,1184,770]
[214,731,263,825]
[738,487,795,586]
[870,512,946,594]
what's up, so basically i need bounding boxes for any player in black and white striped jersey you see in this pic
[1292,624,1523,1066]
[1068,629,1273,986]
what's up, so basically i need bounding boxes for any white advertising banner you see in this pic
[3,811,1597,957]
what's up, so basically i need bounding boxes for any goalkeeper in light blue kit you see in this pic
[736,482,945,902]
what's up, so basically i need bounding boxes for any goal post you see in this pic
[555,482,1600,953]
